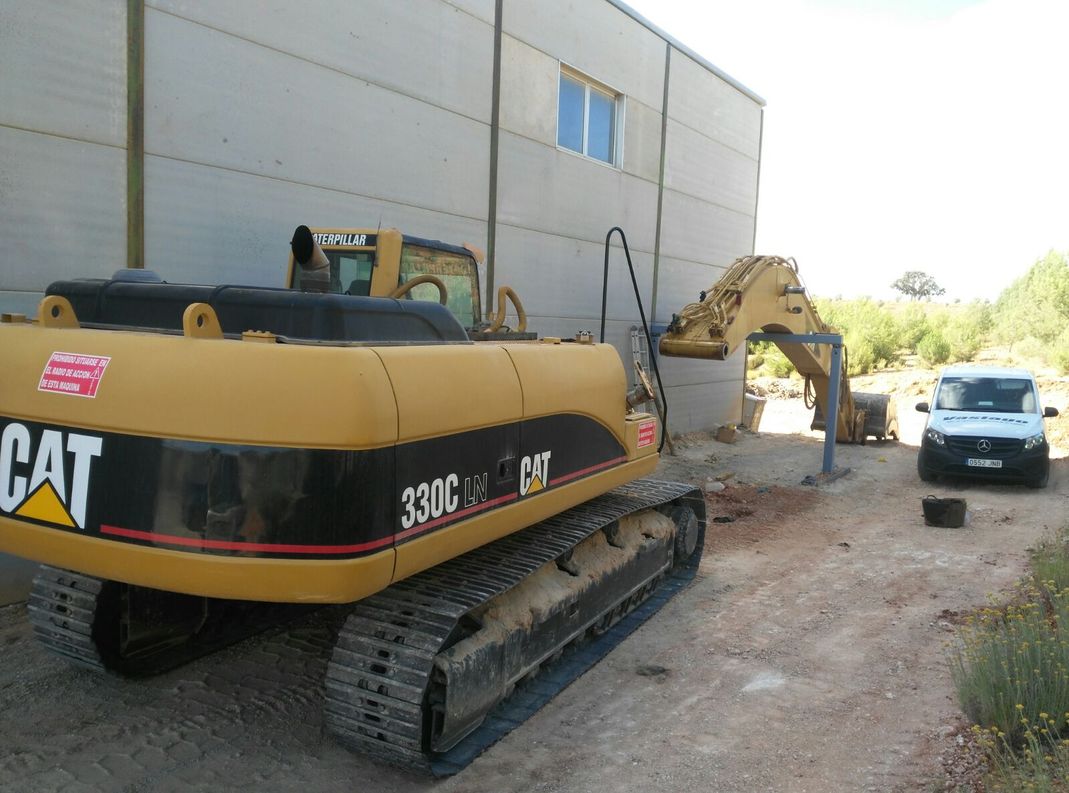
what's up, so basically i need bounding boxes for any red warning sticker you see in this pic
[38,352,111,398]
[637,420,657,448]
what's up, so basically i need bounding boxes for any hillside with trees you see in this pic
[748,251,1069,377]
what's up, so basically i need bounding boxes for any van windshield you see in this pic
[934,376,1037,413]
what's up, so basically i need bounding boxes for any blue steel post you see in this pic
[823,340,843,473]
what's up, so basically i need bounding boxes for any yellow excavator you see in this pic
[658,254,898,443]
[0,233,889,774]
[0,227,700,774]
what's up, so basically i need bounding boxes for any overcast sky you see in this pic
[624,0,1069,302]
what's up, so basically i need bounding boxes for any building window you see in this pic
[557,67,621,166]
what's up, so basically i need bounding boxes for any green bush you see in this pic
[917,331,951,366]
[992,251,1069,357]
[1050,329,1069,376]
[845,338,876,376]
[943,310,989,362]
[896,304,931,350]
[745,341,794,378]
[816,298,903,372]
[952,583,1069,747]
[951,529,1069,790]
[764,346,795,378]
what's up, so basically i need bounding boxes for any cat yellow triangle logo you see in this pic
[519,450,552,496]
[14,481,76,528]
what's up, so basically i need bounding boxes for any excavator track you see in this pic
[27,567,109,672]
[28,565,314,677]
[324,479,705,775]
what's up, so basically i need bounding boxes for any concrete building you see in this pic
[0,0,763,602]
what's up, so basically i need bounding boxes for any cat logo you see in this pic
[0,422,102,530]
[519,450,551,496]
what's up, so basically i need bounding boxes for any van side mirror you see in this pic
[1044,406,1059,418]
[915,402,930,413]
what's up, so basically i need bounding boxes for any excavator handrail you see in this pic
[601,227,669,453]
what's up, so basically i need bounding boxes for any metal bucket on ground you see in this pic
[922,495,967,528]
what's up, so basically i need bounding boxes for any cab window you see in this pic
[399,244,480,328]
[289,251,374,296]
[335,253,374,296]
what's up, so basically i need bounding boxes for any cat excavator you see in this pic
[0,226,702,774]
[0,234,889,774]
[658,254,898,442]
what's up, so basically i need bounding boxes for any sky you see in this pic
[624,0,1069,302]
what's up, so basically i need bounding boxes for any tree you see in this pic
[891,271,946,301]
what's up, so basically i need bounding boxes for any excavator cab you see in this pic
[287,225,483,329]
[288,224,533,340]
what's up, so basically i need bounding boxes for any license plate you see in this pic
[967,458,1002,468]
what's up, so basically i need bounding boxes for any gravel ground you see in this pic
[0,389,1065,792]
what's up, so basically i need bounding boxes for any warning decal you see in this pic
[38,352,111,399]
[637,420,657,448]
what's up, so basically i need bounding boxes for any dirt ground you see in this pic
[1,368,1066,792]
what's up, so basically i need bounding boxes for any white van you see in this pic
[916,365,1058,488]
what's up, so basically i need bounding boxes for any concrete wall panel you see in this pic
[498,35,559,145]
[144,156,487,286]
[145,9,489,221]
[504,0,666,110]
[668,50,762,159]
[496,132,658,251]
[0,0,126,146]
[662,373,745,433]
[663,119,759,216]
[652,255,728,330]
[149,0,493,122]
[0,127,126,292]
[657,190,755,269]
[621,98,663,185]
[493,224,653,325]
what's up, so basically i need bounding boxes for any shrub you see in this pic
[845,338,876,376]
[951,528,1069,789]
[817,298,903,371]
[951,583,1069,747]
[943,313,986,363]
[917,331,951,366]
[1051,329,1069,376]
[897,304,931,351]
[764,346,795,378]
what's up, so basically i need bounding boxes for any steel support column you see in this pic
[747,332,845,476]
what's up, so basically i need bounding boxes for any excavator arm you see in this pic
[659,255,897,443]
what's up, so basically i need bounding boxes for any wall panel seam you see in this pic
[146,6,494,127]
[144,153,490,225]
[0,123,126,151]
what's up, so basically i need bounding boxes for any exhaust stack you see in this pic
[290,225,330,293]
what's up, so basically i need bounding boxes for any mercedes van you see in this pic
[916,366,1058,488]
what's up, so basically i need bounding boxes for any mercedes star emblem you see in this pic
[977,439,992,453]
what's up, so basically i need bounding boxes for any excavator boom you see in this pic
[659,255,898,443]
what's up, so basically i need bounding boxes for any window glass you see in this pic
[934,376,1036,413]
[557,69,620,166]
[336,254,373,296]
[399,245,480,329]
[587,88,615,163]
[557,74,585,153]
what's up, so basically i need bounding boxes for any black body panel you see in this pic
[46,277,470,344]
[0,414,627,559]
